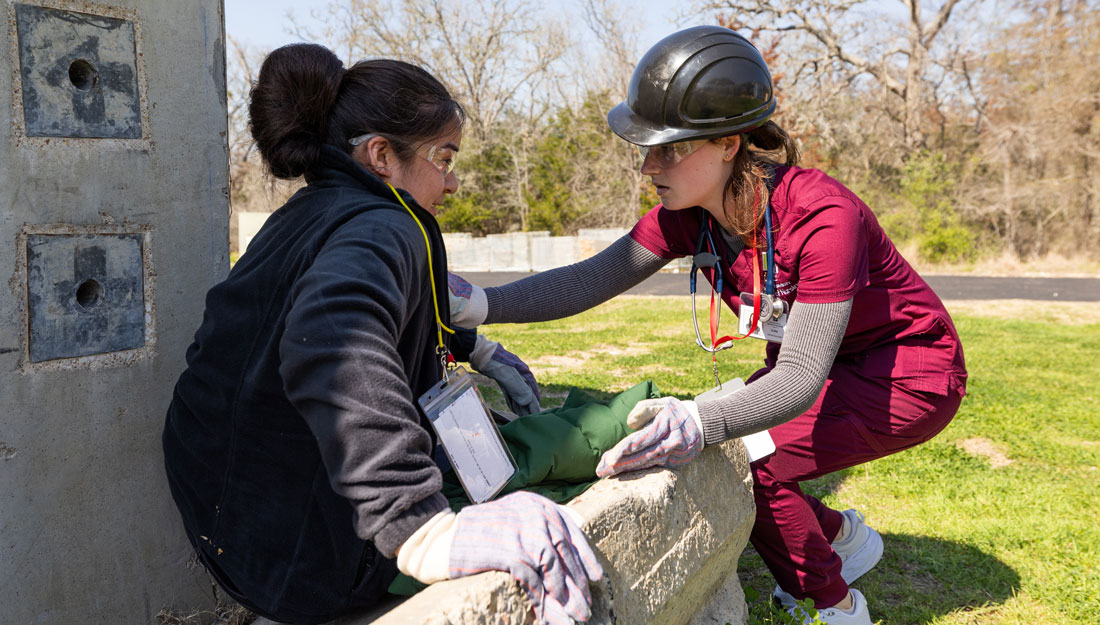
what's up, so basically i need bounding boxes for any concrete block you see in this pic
[26,232,145,362]
[14,4,143,138]
[238,211,273,254]
[485,233,515,270]
[315,439,756,625]
[442,232,477,272]
[577,228,630,260]
[531,236,579,271]
[577,228,629,242]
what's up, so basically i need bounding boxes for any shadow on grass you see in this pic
[484,379,1019,622]
[739,531,1020,625]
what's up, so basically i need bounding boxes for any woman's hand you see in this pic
[596,397,704,477]
[450,492,604,625]
[469,334,541,416]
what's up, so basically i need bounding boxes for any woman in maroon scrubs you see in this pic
[448,26,966,625]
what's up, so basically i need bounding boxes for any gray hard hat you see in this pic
[607,26,776,146]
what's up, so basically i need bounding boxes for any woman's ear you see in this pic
[354,135,394,177]
[721,135,742,161]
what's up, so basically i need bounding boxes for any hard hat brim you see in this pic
[608,102,705,146]
[607,101,776,147]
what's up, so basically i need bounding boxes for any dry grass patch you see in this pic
[592,343,655,357]
[956,437,1014,468]
[944,300,1100,325]
[899,247,1100,278]
[156,603,254,625]
[531,354,590,368]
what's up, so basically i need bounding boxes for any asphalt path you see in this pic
[460,272,1100,302]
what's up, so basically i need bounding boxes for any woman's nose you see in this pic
[444,169,459,194]
[640,151,661,175]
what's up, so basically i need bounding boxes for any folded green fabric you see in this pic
[387,380,659,596]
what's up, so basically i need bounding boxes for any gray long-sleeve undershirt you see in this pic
[484,234,853,444]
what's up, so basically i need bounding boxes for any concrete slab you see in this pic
[252,439,755,625]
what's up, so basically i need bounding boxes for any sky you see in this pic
[225,0,702,60]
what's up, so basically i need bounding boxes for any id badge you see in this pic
[418,367,517,504]
[694,377,776,462]
[738,292,787,343]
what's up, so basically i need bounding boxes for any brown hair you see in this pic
[248,43,465,180]
[720,121,800,247]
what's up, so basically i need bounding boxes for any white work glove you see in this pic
[397,494,603,625]
[469,334,541,416]
[447,272,488,329]
[596,397,704,477]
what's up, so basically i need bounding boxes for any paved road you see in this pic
[460,272,1100,302]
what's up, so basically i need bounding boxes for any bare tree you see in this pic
[699,0,980,149]
[225,37,303,252]
[226,37,257,207]
[294,0,571,232]
[299,0,569,140]
[574,0,650,226]
[963,0,1100,258]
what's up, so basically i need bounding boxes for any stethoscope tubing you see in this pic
[689,210,777,352]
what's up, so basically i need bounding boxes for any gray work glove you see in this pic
[469,334,541,416]
[450,492,604,624]
[596,397,704,477]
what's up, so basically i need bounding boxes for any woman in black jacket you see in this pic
[163,44,601,625]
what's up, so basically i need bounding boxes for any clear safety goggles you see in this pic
[637,139,708,168]
[349,133,458,176]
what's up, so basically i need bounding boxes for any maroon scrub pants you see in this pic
[747,339,966,608]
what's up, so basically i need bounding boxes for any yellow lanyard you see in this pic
[386,184,455,368]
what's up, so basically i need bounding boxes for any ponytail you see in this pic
[249,44,344,179]
[720,121,801,246]
[248,43,465,180]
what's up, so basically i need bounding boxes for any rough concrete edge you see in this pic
[6,0,153,151]
[14,223,157,373]
[341,439,755,625]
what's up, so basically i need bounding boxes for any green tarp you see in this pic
[389,380,659,596]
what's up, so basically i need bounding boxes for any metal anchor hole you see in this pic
[75,279,103,309]
[68,59,99,91]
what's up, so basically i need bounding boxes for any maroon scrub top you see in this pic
[629,165,967,396]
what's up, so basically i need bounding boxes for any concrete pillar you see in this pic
[0,1,228,623]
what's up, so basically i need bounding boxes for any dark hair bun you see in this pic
[249,43,344,179]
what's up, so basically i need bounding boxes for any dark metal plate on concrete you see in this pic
[15,4,142,138]
[26,234,145,362]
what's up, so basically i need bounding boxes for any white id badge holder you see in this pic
[695,377,776,462]
[418,367,517,504]
[737,293,788,343]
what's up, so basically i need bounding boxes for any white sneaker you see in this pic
[832,509,883,584]
[772,509,883,606]
[785,589,873,625]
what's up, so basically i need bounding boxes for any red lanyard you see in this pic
[708,192,763,351]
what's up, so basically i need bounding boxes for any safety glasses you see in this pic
[637,139,708,168]
[349,133,458,176]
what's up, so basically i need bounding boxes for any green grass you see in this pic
[477,296,1100,625]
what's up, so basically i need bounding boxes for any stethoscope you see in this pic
[689,202,784,354]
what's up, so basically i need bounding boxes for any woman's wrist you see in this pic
[396,508,458,584]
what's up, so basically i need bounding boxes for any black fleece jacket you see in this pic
[162,146,463,624]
